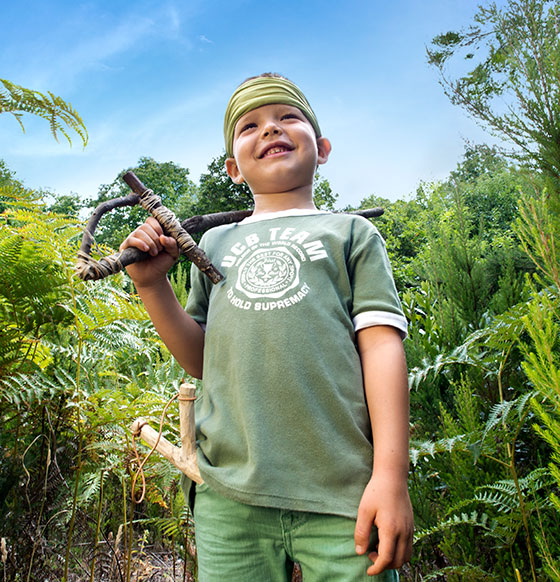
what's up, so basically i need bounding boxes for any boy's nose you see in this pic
[262,122,281,137]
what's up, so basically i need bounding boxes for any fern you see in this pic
[0,78,88,146]
[169,262,190,308]
[410,434,472,466]
[481,391,535,442]
[475,468,554,512]
[0,370,66,408]
[422,563,500,581]
[409,296,531,391]
[410,392,535,469]
[0,201,82,375]
[415,510,500,542]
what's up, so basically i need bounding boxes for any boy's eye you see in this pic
[281,113,299,120]
[239,122,256,134]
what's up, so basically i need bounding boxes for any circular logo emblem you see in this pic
[236,247,300,299]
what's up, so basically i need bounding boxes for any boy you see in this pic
[121,74,413,581]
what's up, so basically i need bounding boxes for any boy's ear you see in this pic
[317,137,332,166]
[225,157,244,184]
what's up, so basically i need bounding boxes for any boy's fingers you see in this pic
[354,511,374,555]
[134,229,162,255]
[396,533,412,566]
[145,217,164,235]
[367,533,412,575]
[160,235,179,260]
[120,231,151,253]
[120,219,165,254]
[367,535,396,575]
[368,556,392,576]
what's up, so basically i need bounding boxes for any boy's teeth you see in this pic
[266,147,288,156]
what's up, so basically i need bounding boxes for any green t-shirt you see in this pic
[186,209,407,518]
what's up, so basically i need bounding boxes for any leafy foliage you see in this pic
[396,144,560,580]
[192,152,254,216]
[0,78,88,147]
[4,4,560,577]
[0,178,195,580]
[428,0,560,187]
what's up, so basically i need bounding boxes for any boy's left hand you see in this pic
[354,473,414,576]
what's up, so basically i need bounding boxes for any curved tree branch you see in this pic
[76,171,384,282]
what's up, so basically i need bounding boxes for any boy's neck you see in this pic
[251,188,317,216]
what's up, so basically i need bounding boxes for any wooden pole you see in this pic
[130,383,203,484]
[76,170,384,282]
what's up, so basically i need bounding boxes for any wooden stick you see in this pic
[75,192,142,281]
[76,172,225,284]
[130,383,203,484]
[76,170,385,281]
[122,172,223,284]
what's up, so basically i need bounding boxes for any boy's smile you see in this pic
[259,142,294,158]
[225,104,331,208]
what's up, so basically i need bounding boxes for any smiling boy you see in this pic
[121,73,413,581]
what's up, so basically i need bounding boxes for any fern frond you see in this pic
[414,510,501,543]
[75,471,103,509]
[0,78,88,147]
[134,516,184,539]
[474,488,519,513]
[473,468,554,515]
[481,391,535,443]
[423,564,500,581]
[0,370,66,408]
[409,340,490,390]
[409,297,531,390]
[410,434,471,466]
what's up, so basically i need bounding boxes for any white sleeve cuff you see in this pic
[353,311,408,340]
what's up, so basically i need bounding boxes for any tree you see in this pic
[88,157,197,249]
[312,172,339,210]
[194,153,339,215]
[0,78,88,147]
[0,159,16,187]
[427,0,560,188]
[0,159,37,214]
[193,153,254,216]
[45,193,84,218]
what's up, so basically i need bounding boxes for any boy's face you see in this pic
[225,104,331,195]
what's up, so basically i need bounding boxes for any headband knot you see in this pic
[224,76,321,157]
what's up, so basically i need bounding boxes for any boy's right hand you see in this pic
[119,217,179,287]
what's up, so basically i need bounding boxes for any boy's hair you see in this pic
[242,72,288,84]
[223,73,321,157]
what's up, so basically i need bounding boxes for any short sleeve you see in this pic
[347,219,408,339]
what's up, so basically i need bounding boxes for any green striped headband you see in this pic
[224,76,322,157]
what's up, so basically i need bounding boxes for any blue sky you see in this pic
[1,1,502,208]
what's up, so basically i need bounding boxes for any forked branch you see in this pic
[76,171,384,282]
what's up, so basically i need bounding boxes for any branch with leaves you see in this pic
[427,0,560,183]
[0,78,88,147]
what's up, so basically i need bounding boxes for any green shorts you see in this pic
[193,482,398,582]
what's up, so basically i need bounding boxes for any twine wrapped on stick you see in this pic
[75,170,384,283]
[76,171,238,283]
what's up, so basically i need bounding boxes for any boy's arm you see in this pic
[354,324,413,575]
[120,217,205,379]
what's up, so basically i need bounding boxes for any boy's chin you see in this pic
[249,173,316,196]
